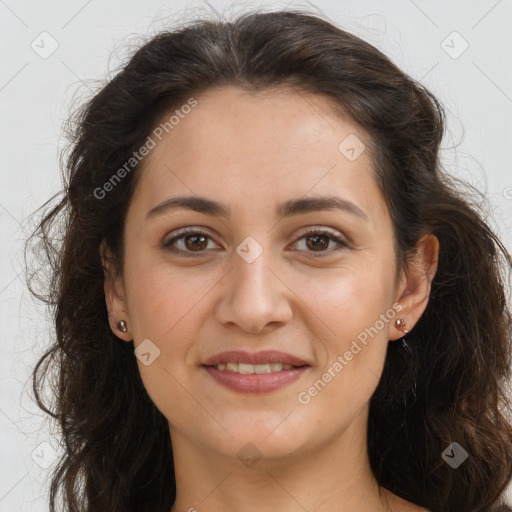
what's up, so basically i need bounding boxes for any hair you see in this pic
[26,8,512,512]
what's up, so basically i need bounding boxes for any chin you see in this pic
[224,421,308,456]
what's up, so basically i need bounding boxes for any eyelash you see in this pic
[162,227,349,258]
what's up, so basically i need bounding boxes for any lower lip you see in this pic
[202,366,310,393]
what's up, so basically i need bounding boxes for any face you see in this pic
[105,85,435,468]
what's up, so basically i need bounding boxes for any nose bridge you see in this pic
[235,237,271,295]
[215,233,292,332]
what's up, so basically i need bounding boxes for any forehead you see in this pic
[130,85,388,226]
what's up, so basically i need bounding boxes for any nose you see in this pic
[214,244,293,334]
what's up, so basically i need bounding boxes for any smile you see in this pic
[210,362,297,373]
[202,364,310,393]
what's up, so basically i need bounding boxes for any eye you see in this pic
[291,228,349,257]
[162,228,220,256]
[162,227,349,257]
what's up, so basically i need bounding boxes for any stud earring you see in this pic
[395,318,409,334]
[117,320,127,333]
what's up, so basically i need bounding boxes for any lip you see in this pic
[201,350,309,367]
[202,365,310,394]
[201,350,311,394]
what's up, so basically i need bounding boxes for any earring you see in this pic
[395,317,411,353]
[395,318,409,334]
[117,320,127,333]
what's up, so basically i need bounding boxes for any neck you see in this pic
[168,408,399,512]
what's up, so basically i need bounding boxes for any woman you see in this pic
[28,9,512,512]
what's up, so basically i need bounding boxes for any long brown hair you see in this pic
[26,9,512,512]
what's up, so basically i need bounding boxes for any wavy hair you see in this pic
[26,9,512,512]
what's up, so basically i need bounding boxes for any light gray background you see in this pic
[1,0,511,510]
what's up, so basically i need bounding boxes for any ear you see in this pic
[100,240,132,341]
[390,233,439,340]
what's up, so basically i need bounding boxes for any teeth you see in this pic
[238,363,255,374]
[212,362,296,373]
[255,364,272,374]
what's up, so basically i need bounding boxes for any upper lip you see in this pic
[202,350,310,367]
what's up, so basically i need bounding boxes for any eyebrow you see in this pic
[146,195,368,221]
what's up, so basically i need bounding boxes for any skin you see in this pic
[103,85,439,512]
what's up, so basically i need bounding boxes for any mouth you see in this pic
[201,353,311,393]
[204,362,303,373]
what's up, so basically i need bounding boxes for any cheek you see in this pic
[299,255,396,399]
[124,253,217,341]
[123,262,215,417]
[302,255,396,341]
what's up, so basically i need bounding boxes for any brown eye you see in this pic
[292,228,348,257]
[305,233,330,251]
[163,227,348,258]
[163,229,219,256]
[183,234,208,251]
